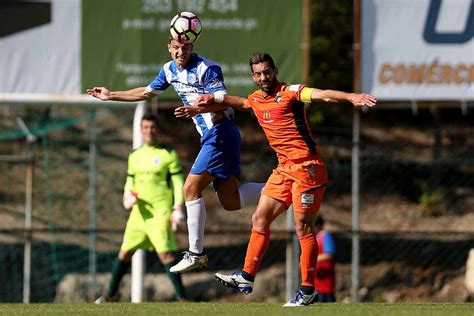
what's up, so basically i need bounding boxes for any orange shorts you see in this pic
[262,158,328,213]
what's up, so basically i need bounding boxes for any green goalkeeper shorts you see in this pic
[120,204,178,253]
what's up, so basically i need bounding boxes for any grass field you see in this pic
[0,302,473,316]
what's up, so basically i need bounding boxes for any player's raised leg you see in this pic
[215,175,265,211]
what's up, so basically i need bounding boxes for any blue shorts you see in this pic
[190,117,241,181]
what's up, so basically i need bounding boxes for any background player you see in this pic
[192,52,376,306]
[87,21,264,273]
[314,215,336,303]
[95,113,186,303]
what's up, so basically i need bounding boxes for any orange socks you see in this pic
[243,228,271,276]
[299,233,318,287]
[242,229,318,286]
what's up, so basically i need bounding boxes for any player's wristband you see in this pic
[213,92,225,103]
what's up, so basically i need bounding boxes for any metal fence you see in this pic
[0,101,473,303]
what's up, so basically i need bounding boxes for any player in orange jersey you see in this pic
[178,52,376,307]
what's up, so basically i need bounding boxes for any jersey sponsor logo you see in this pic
[171,82,201,94]
[262,110,273,123]
[135,170,161,176]
[301,193,315,204]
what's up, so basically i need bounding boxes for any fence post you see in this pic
[16,117,37,304]
[351,108,361,302]
[88,109,98,302]
[131,102,146,303]
[22,144,34,303]
[352,0,362,302]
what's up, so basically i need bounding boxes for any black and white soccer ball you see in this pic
[169,12,202,44]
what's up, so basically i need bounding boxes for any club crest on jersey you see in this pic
[153,157,161,165]
[262,110,273,123]
[301,193,315,204]
[187,73,197,84]
[274,92,282,103]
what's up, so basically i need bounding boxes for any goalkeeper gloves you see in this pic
[170,204,186,231]
[123,190,138,210]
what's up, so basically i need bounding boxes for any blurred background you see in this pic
[0,0,473,304]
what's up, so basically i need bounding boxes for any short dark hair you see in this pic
[141,113,159,126]
[315,215,325,227]
[249,53,276,72]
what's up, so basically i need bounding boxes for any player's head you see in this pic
[249,53,278,94]
[141,113,159,145]
[168,38,193,68]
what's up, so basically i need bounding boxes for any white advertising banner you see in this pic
[361,0,474,100]
[0,0,81,94]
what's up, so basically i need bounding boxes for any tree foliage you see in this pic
[309,0,354,91]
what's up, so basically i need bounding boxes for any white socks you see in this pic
[238,182,265,208]
[185,183,264,254]
[185,197,206,254]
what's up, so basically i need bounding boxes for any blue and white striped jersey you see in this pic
[146,53,234,136]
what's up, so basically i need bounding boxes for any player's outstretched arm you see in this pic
[309,88,377,107]
[86,86,155,102]
[174,104,229,118]
[175,94,248,118]
[194,94,247,111]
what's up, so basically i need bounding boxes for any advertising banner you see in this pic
[361,0,474,100]
[1,0,304,98]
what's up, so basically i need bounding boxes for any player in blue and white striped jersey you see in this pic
[147,51,235,137]
[87,38,264,273]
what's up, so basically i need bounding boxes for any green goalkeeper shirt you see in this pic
[124,144,184,212]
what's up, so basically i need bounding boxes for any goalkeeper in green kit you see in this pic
[95,113,186,303]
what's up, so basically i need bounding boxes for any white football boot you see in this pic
[169,251,208,273]
[214,271,253,294]
[283,289,317,307]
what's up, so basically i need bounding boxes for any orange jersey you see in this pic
[244,82,319,163]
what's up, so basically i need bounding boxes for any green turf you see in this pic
[0,302,473,316]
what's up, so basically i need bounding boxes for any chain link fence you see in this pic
[0,102,473,303]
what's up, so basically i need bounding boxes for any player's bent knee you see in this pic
[183,186,200,201]
[251,212,271,229]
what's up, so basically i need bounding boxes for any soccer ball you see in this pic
[169,12,202,44]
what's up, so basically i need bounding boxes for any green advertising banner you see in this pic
[82,0,304,99]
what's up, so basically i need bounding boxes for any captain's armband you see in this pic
[300,87,314,102]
